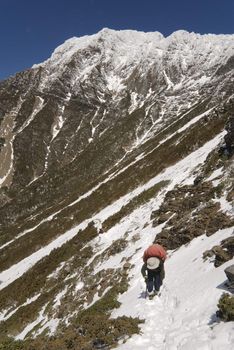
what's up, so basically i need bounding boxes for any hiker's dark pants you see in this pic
[147,266,164,293]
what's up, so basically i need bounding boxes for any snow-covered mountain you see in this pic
[0,28,233,349]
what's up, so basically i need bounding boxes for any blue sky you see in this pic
[1,0,234,80]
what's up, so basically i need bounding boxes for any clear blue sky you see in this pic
[1,0,234,80]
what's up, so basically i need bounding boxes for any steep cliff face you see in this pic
[0,29,233,348]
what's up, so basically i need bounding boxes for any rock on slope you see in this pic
[0,28,233,349]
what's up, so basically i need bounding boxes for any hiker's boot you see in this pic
[148,291,154,300]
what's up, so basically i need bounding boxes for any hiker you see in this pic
[141,243,167,297]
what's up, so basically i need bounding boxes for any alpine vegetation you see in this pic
[0,28,233,349]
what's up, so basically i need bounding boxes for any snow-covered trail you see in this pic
[114,227,234,350]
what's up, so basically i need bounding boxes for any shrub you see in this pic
[0,338,24,350]
[217,293,234,321]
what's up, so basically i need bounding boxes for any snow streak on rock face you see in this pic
[0,29,234,347]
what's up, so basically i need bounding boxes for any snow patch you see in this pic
[128,92,144,114]
[17,97,44,134]
[75,281,84,292]
[53,287,68,308]
[51,105,65,141]
[0,294,40,322]
[163,70,174,89]
[206,167,224,181]
[15,304,48,340]
[106,74,126,93]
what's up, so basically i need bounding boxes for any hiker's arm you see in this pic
[141,263,147,278]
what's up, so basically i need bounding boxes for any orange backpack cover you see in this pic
[143,244,167,263]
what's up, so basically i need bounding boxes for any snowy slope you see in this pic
[114,229,234,350]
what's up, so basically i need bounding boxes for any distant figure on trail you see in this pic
[141,243,167,298]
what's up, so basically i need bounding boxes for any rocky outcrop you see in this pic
[203,236,234,267]
[225,264,234,283]
[152,182,234,250]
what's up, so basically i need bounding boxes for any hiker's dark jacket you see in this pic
[141,261,165,281]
